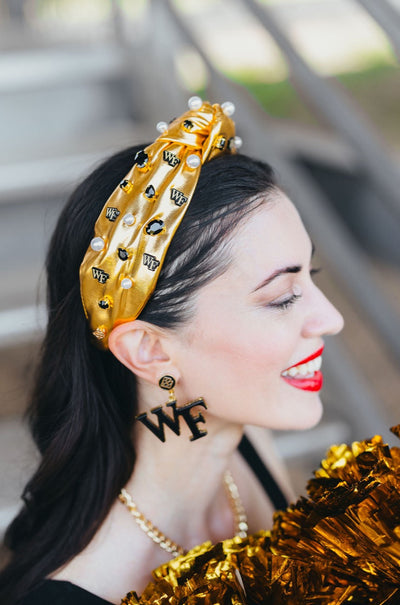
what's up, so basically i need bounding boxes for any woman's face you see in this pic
[173,191,344,431]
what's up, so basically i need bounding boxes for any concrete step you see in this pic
[0,120,153,202]
[0,121,153,316]
[0,43,132,162]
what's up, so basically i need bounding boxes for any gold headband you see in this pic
[79,98,240,349]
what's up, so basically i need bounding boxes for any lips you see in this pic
[281,346,324,392]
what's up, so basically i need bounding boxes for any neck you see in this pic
[122,408,244,552]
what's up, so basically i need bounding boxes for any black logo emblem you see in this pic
[118,248,129,261]
[215,136,226,150]
[170,188,188,207]
[159,375,175,390]
[92,267,109,284]
[136,399,207,442]
[143,253,160,271]
[183,119,194,130]
[146,219,164,236]
[145,184,156,199]
[135,150,149,168]
[105,207,120,222]
[119,179,133,192]
[163,150,180,168]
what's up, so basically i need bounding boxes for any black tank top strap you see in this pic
[238,434,289,511]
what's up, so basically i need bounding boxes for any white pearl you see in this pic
[90,237,105,252]
[121,278,133,289]
[186,154,201,168]
[122,213,135,226]
[221,101,235,116]
[233,136,243,149]
[156,121,168,133]
[188,96,202,110]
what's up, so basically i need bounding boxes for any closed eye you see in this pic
[268,293,302,311]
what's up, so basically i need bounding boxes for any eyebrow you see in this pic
[252,243,315,293]
[253,266,301,292]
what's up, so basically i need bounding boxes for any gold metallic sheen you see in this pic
[80,101,235,349]
[122,425,400,604]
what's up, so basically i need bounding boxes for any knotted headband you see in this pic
[79,97,239,349]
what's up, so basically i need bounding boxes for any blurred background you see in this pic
[1,0,400,538]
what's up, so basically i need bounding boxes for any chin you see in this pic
[291,394,324,431]
[262,393,324,432]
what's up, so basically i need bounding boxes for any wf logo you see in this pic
[143,253,160,272]
[92,267,109,284]
[170,188,188,207]
[163,150,180,168]
[136,399,208,442]
[105,207,120,222]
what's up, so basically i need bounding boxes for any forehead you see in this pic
[180,192,311,335]
[229,192,311,277]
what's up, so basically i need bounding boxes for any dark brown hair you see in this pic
[0,146,276,603]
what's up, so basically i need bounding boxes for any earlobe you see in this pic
[108,320,178,385]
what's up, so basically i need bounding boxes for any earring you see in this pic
[158,374,176,401]
[135,375,208,443]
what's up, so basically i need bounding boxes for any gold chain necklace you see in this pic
[119,470,248,558]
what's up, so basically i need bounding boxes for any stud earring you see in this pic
[158,374,176,401]
[135,375,208,443]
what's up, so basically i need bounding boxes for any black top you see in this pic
[18,580,111,604]
[19,435,288,604]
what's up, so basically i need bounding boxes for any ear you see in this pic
[108,320,180,386]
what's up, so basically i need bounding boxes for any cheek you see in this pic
[187,308,297,381]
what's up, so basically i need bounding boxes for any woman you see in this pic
[0,98,343,604]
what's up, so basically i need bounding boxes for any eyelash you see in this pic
[269,293,302,311]
[269,267,322,311]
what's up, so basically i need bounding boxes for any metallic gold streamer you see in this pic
[122,425,400,604]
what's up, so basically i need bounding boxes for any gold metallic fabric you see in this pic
[122,425,400,604]
[80,101,235,349]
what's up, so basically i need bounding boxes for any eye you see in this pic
[269,292,302,311]
[310,267,321,277]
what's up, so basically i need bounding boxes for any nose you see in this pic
[302,285,344,338]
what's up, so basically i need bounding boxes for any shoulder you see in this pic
[18,580,112,605]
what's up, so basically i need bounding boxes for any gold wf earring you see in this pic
[135,375,207,443]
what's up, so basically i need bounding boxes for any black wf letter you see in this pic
[135,399,207,442]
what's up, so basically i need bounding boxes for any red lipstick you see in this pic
[286,346,324,369]
[281,346,324,392]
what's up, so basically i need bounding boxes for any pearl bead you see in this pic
[221,101,235,116]
[121,278,133,289]
[188,96,202,110]
[156,121,168,133]
[90,237,105,252]
[233,136,243,149]
[122,213,135,226]
[186,154,201,169]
